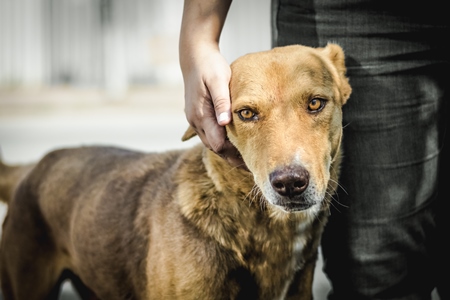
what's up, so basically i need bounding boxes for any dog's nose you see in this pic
[269,166,309,198]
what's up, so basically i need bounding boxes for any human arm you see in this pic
[179,0,243,167]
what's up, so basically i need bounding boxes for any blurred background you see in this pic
[0,1,438,300]
[0,0,272,161]
[0,0,271,91]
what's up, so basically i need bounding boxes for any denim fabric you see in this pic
[272,0,449,299]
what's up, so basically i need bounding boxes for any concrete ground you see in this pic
[0,87,439,299]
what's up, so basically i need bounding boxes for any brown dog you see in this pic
[0,43,351,300]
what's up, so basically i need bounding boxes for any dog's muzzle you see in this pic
[269,165,314,211]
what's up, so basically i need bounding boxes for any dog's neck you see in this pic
[203,148,254,195]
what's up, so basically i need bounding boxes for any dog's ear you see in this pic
[181,126,197,141]
[322,43,352,104]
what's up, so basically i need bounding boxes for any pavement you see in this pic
[0,86,439,299]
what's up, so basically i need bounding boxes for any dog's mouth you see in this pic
[273,196,316,212]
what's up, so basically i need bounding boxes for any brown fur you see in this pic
[0,44,351,300]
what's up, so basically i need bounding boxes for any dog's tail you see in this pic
[0,152,35,204]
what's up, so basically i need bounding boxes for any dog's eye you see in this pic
[308,98,326,112]
[238,109,258,121]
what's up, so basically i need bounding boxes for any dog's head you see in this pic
[184,44,351,215]
[227,44,350,214]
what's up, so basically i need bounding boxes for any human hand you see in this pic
[180,46,245,169]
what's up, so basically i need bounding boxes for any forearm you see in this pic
[178,0,242,165]
[179,0,232,67]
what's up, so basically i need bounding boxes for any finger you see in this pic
[199,128,248,170]
[195,116,248,171]
[203,117,228,153]
[220,140,248,170]
[207,75,231,126]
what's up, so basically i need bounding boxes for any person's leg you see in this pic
[321,65,445,299]
[434,73,449,300]
[272,1,449,298]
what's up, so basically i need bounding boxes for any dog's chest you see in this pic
[176,167,320,298]
[227,215,313,297]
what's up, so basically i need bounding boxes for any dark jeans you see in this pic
[272,0,449,299]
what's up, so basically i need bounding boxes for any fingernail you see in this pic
[218,112,230,124]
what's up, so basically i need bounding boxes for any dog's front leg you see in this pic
[285,258,316,300]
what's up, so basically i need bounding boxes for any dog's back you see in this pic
[0,146,187,299]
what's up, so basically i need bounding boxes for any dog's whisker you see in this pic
[243,184,264,211]
[315,208,330,224]
[254,188,266,211]
[329,178,348,195]
[325,177,349,212]
[257,191,267,212]
[342,122,351,129]
[327,192,348,213]
[244,185,258,207]
[224,164,243,175]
